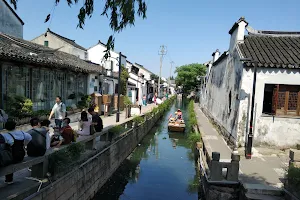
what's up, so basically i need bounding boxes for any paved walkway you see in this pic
[0,103,156,200]
[194,103,288,193]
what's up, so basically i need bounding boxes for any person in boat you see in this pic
[176,109,182,120]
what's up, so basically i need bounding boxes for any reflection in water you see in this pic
[94,100,199,200]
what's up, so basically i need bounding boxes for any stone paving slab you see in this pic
[194,104,232,160]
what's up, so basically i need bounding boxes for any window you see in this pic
[84,52,88,60]
[262,84,300,116]
[131,66,139,75]
[44,41,49,47]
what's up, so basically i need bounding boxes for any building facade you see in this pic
[31,29,88,60]
[0,0,24,38]
[0,33,101,111]
[201,17,300,147]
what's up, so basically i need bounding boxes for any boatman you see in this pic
[176,109,182,120]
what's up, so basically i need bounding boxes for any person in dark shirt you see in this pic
[60,118,74,145]
[88,108,103,132]
[27,118,48,157]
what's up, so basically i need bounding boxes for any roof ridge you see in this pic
[47,28,75,42]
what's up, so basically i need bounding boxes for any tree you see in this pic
[10,0,147,59]
[169,76,175,80]
[120,65,129,95]
[175,63,206,93]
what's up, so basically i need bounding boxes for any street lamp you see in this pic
[240,58,258,159]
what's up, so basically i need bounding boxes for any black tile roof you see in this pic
[238,34,300,68]
[46,28,87,51]
[0,33,102,73]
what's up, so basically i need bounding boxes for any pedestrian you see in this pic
[2,119,32,184]
[0,109,8,130]
[60,118,75,145]
[77,111,91,136]
[27,118,48,157]
[41,119,51,150]
[154,93,157,105]
[48,96,66,128]
[88,108,103,132]
[142,95,147,106]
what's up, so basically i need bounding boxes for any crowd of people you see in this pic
[0,96,103,184]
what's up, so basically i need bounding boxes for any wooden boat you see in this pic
[168,117,185,132]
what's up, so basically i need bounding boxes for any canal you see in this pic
[93,99,200,200]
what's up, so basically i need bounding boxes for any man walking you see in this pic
[48,96,66,128]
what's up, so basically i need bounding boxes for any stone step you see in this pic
[243,183,284,196]
[245,193,285,200]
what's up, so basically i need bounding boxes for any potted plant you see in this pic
[124,96,132,119]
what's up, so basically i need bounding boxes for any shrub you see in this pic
[188,132,201,149]
[132,115,145,125]
[287,165,300,188]
[124,96,132,107]
[188,100,197,129]
[7,95,33,119]
[108,125,126,135]
[77,95,92,109]
[48,142,85,174]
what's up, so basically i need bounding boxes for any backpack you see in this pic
[0,134,13,167]
[6,132,25,163]
[60,103,67,117]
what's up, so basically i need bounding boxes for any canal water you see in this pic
[93,99,199,200]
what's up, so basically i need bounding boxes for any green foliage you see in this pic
[121,66,130,95]
[150,74,159,83]
[187,132,201,149]
[11,0,147,61]
[32,110,51,119]
[6,95,33,119]
[124,96,132,106]
[77,95,92,109]
[287,165,300,188]
[188,100,197,129]
[48,142,85,174]
[175,63,206,93]
[66,106,73,111]
[132,115,145,124]
[109,125,126,135]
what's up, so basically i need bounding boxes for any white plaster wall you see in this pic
[0,0,23,38]
[88,44,119,72]
[202,53,244,142]
[31,33,86,59]
[87,73,99,95]
[239,67,300,147]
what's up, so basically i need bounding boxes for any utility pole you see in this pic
[168,61,174,96]
[116,52,122,122]
[158,45,167,97]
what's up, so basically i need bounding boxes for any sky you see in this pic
[14,0,300,78]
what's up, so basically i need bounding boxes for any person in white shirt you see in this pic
[48,96,66,128]
[77,111,91,137]
[2,120,32,184]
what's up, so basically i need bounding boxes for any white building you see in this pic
[0,0,24,38]
[31,28,88,60]
[125,62,152,104]
[201,17,300,148]
[88,40,127,95]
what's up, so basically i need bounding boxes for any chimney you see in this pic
[229,17,248,52]
[212,49,220,63]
